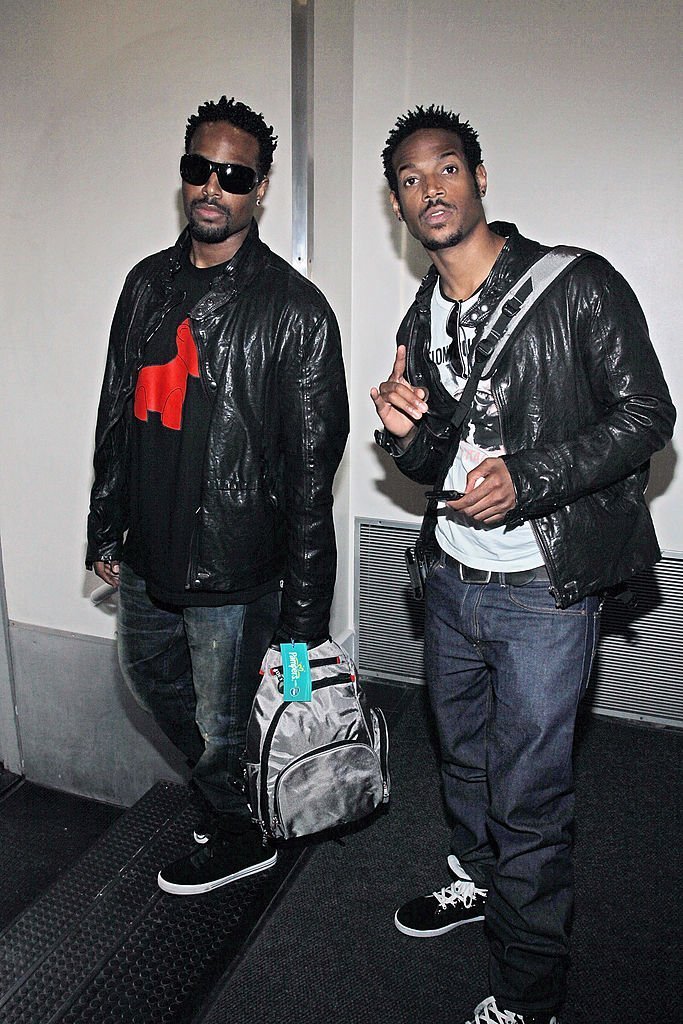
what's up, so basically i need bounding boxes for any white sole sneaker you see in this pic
[394,908,485,937]
[157,849,278,895]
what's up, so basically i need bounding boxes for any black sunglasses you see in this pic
[179,153,260,195]
[445,302,460,341]
[445,301,465,374]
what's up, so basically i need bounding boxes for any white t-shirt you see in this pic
[430,281,543,571]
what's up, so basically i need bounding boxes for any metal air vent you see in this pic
[354,517,683,727]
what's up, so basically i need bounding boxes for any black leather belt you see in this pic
[443,553,549,586]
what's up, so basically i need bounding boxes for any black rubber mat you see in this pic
[0,781,308,1024]
[0,781,123,932]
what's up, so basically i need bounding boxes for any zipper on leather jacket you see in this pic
[99,291,184,452]
[185,508,202,589]
[407,305,458,441]
[134,294,183,370]
[494,377,561,602]
[185,348,231,590]
[96,287,161,450]
[188,316,213,401]
[528,519,560,602]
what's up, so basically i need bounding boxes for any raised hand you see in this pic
[370,345,429,440]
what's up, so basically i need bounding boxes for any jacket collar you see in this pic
[153,218,268,303]
[413,222,546,322]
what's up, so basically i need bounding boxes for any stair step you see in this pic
[0,781,304,1024]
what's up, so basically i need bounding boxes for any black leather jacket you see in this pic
[378,223,675,607]
[87,221,349,640]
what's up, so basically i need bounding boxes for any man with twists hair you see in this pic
[88,96,348,894]
[372,103,674,1024]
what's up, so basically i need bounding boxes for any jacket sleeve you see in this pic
[275,303,349,642]
[503,262,676,524]
[85,278,135,568]
[373,301,451,485]
[374,422,450,485]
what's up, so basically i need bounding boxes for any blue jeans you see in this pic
[118,563,280,830]
[424,556,601,1015]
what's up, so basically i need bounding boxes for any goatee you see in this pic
[187,200,233,244]
[422,229,464,252]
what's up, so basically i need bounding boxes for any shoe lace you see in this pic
[466,996,556,1024]
[432,879,487,910]
[464,996,521,1024]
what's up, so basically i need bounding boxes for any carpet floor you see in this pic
[199,688,682,1024]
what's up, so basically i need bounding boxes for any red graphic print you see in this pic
[134,318,200,430]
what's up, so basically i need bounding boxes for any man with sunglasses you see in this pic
[371,105,674,1024]
[87,96,348,895]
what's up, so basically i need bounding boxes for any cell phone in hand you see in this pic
[425,489,464,501]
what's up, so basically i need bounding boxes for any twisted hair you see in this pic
[382,105,482,193]
[185,96,278,179]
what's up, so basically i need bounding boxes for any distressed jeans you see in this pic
[424,556,601,1015]
[118,562,280,829]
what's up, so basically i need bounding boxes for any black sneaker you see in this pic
[158,829,277,895]
[394,878,487,936]
[465,996,558,1024]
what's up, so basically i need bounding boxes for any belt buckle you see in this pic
[458,563,492,584]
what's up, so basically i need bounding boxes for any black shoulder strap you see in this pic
[450,245,588,432]
[418,245,589,544]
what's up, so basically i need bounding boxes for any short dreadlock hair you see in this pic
[382,105,482,194]
[185,96,278,180]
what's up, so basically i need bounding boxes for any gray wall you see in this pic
[0,544,21,774]
[10,622,187,804]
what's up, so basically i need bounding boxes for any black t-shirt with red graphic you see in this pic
[122,253,277,606]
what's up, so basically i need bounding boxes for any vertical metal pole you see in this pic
[291,0,314,275]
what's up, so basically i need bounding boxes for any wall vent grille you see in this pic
[355,517,683,727]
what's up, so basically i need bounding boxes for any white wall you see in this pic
[350,0,682,582]
[0,0,292,640]
[4,0,678,651]
[0,0,680,794]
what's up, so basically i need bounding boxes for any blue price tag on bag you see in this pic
[281,642,312,702]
